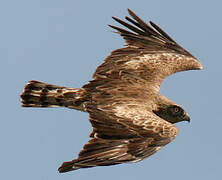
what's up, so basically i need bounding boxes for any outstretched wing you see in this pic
[58,109,177,172]
[58,138,160,172]
[91,9,202,92]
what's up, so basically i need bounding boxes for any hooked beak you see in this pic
[183,114,190,123]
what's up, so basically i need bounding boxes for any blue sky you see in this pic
[1,0,221,179]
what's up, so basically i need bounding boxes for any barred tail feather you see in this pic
[20,80,88,111]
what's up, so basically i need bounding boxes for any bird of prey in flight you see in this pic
[20,9,202,173]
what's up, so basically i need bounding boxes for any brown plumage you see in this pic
[20,9,202,173]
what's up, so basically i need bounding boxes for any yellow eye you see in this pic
[174,107,180,113]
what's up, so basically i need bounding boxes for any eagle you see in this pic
[20,9,202,173]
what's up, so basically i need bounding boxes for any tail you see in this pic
[20,80,88,111]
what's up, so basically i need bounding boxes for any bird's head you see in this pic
[153,97,190,123]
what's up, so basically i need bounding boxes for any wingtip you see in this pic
[198,64,203,70]
[58,160,80,173]
[194,60,203,70]
[149,21,154,26]
[127,8,136,17]
[111,16,117,20]
[58,164,72,173]
[198,65,203,70]
[127,8,133,13]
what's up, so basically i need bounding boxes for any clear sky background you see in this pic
[1,0,221,179]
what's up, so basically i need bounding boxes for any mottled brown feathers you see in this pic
[20,9,202,173]
[58,137,167,173]
[92,9,202,92]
